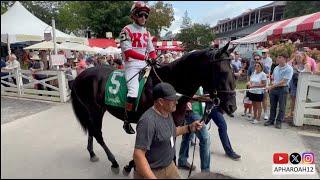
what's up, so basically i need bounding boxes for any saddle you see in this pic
[105,68,151,111]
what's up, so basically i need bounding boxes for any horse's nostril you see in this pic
[229,105,237,112]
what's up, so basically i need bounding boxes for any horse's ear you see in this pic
[221,41,230,54]
[214,41,230,59]
[227,44,238,54]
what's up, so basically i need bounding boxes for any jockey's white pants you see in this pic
[124,60,147,98]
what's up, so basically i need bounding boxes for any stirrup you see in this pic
[123,122,135,134]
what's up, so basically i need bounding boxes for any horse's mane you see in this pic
[167,49,212,69]
[154,48,214,96]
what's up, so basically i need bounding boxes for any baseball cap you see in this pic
[255,50,263,57]
[153,82,181,101]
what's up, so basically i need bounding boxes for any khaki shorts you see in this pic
[134,161,181,179]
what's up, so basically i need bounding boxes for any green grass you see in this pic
[236,80,247,90]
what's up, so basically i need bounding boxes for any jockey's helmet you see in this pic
[130,1,150,20]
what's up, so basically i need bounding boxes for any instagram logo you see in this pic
[302,152,314,164]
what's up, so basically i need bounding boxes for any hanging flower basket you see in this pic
[269,42,296,60]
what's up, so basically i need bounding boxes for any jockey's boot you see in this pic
[123,97,136,134]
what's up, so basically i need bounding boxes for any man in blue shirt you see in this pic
[231,51,242,72]
[264,51,293,129]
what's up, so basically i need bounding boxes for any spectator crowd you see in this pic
[230,45,320,129]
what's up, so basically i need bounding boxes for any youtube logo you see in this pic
[273,153,289,164]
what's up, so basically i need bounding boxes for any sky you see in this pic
[149,1,273,36]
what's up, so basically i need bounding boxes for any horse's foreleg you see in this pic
[87,135,99,162]
[123,159,135,176]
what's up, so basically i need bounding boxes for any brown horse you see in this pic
[70,42,237,174]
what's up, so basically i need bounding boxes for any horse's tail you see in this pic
[71,84,89,134]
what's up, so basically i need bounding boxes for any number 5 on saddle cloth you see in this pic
[105,68,150,111]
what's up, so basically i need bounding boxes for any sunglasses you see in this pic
[137,12,149,19]
[254,58,260,60]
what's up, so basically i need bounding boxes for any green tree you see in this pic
[1,1,13,15]
[56,1,89,35]
[80,1,132,38]
[180,10,192,29]
[284,1,320,18]
[176,23,215,51]
[146,1,175,38]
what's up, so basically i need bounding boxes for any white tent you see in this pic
[60,42,96,53]
[24,41,69,50]
[93,46,121,56]
[1,1,87,44]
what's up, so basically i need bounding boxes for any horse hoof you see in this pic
[111,166,120,174]
[122,166,131,176]
[90,156,99,162]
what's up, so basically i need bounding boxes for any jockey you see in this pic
[120,1,157,134]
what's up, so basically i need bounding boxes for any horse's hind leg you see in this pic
[91,108,119,174]
[87,135,99,162]
[95,133,120,174]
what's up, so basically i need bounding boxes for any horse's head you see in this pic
[203,42,237,115]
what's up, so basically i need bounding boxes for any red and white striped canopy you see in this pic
[232,12,320,44]
[153,41,182,47]
[153,41,184,51]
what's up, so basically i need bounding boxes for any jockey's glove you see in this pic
[146,58,158,66]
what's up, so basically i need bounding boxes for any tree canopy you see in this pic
[284,1,320,19]
[146,1,175,38]
[176,23,215,52]
[180,10,192,29]
[1,1,175,39]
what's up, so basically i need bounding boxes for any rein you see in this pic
[188,97,216,178]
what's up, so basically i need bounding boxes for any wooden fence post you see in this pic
[15,68,23,96]
[57,70,67,102]
[293,72,309,126]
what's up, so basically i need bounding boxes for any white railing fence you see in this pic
[1,69,70,102]
[294,72,320,126]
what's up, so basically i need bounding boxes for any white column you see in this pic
[7,33,11,55]
[242,16,244,27]
[249,13,251,26]
[272,6,275,21]
[52,18,57,55]
[258,10,261,23]
[230,21,232,31]
[236,19,238,29]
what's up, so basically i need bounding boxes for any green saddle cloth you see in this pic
[105,70,146,111]
[192,87,205,117]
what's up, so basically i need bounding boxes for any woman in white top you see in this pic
[247,61,267,124]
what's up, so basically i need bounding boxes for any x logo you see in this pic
[290,153,301,164]
[291,155,299,162]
